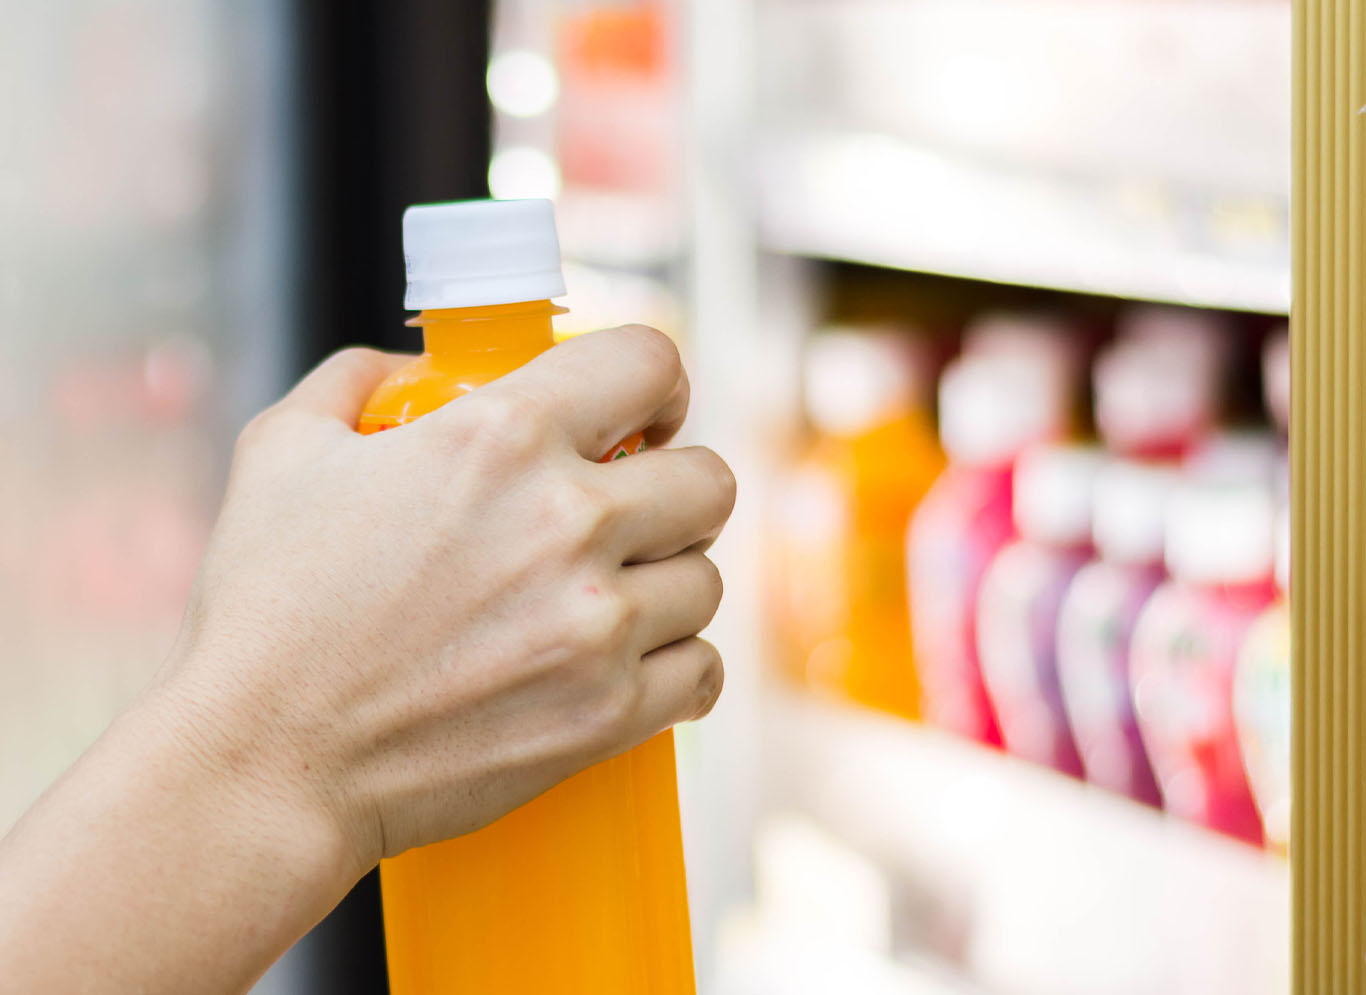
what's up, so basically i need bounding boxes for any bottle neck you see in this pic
[410,299,565,363]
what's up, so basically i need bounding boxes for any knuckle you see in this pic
[456,391,546,459]
[699,555,725,613]
[692,643,725,719]
[621,324,682,380]
[696,448,738,517]
[547,477,617,551]
[572,588,636,654]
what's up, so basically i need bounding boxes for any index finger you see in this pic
[485,325,690,459]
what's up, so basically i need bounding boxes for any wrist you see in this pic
[135,667,366,921]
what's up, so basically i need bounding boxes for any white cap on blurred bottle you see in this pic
[1117,306,1230,368]
[403,198,567,310]
[1093,338,1216,454]
[1164,481,1276,586]
[1012,444,1104,547]
[1184,430,1279,485]
[803,327,927,436]
[1092,459,1180,566]
[938,352,1064,467]
[964,312,1080,420]
[1262,326,1290,436]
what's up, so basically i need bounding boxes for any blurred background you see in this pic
[0,1,1292,993]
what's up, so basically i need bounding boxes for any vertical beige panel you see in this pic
[1293,0,1366,991]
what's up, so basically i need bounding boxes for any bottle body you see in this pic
[1233,597,1291,852]
[976,538,1088,776]
[906,463,1011,745]
[1129,578,1273,844]
[769,415,942,717]
[360,302,694,995]
[1056,559,1164,805]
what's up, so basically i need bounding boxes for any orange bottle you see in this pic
[768,329,943,716]
[359,199,694,994]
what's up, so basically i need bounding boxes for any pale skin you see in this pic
[0,325,735,994]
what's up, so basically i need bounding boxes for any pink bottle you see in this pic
[1129,482,1276,844]
[907,351,1065,745]
[1053,319,1224,804]
[1056,461,1174,805]
[976,444,1102,776]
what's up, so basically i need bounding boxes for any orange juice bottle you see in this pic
[769,329,943,716]
[359,199,694,994]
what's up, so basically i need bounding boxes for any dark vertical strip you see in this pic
[283,2,491,993]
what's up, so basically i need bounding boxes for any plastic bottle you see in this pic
[1129,482,1276,845]
[1055,461,1172,805]
[976,444,1102,776]
[767,329,943,716]
[1051,326,1223,805]
[906,351,1066,745]
[360,199,694,994]
[1233,510,1292,853]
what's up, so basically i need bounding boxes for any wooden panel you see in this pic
[1292,0,1366,991]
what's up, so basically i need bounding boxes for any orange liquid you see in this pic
[769,414,943,717]
[359,300,695,994]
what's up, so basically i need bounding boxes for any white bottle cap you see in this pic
[403,198,568,310]
[803,327,927,436]
[1164,480,1275,586]
[1092,459,1180,566]
[1093,338,1215,453]
[938,353,1064,467]
[1012,443,1104,547]
[1183,430,1279,486]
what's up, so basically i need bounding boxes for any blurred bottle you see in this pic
[1129,481,1275,845]
[1053,323,1223,805]
[767,328,943,717]
[907,346,1068,745]
[1055,462,1172,805]
[977,444,1101,776]
[1233,511,1291,853]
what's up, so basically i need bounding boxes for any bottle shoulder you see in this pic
[358,355,483,427]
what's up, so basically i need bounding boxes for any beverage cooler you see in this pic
[489,0,1359,992]
[4,1,1363,993]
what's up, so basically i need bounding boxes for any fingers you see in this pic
[622,551,723,651]
[275,348,411,426]
[481,325,690,460]
[599,447,737,563]
[630,638,725,741]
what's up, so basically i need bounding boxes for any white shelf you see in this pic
[758,691,1290,995]
[756,129,1290,313]
[752,0,1291,312]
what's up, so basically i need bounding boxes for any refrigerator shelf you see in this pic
[752,0,1291,312]
[758,689,1289,995]
[755,128,1290,313]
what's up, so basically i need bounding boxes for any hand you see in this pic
[164,324,734,871]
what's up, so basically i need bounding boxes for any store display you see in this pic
[767,328,942,716]
[1130,481,1275,845]
[1234,512,1292,853]
[366,200,693,995]
[1056,461,1172,805]
[977,443,1101,776]
[906,343,1069,745]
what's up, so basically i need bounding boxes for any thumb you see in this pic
[276,347,412,427]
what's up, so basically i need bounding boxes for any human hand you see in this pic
[160,324,733,877]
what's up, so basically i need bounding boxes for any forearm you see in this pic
[0,674,359,994]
